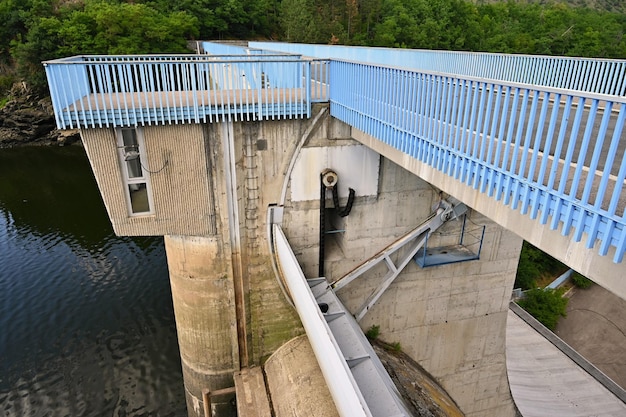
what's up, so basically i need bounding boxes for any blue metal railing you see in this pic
[200,41,299,58]
[43,54,329,129]
[330,60,626,262]
[250,42,626,96]
[43,44,626,262]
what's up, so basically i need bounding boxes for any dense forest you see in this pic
[1,0,626,96]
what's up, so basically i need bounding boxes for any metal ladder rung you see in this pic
[307,277,327,288]
[345,355,370,368]
[323,311,345,323]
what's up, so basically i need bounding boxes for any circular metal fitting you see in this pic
[321,169,338,188]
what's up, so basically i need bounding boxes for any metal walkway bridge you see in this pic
[44,41,626,417]
[44,42,626,296]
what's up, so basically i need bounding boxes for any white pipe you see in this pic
[273,224,372,417]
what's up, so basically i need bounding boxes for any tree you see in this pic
[517,288,568,330]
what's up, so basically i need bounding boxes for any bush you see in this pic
[517,288,568,330]
[515,241,566,290]
[365,325,380,340]
[571,272,593,289]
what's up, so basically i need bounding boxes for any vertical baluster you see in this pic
[66,65,81,128]
[531,92,561,220]
[430,75,442,167]
[124,62,135,126]
[408,71,418,156]
[513,90,539,210]
[426,73,437,161]
[577,102,612,245]
[491,86,510,198]
[440,76,455,172]
[449,80,471,178]
[130,62,141,125]
[152,61,163,123]
[463,81,481,184]
[474,84,494,193]
[474,82,494,190]
[522,91,551,216]
[552,97,585,230]
[94,63,109,127]
[562,99,598,237]
[541,95,572,225]
[505,89,529,206]
[85,64,99,128]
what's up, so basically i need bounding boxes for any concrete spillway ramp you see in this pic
[506,308,626,416]
[263,335,465,417]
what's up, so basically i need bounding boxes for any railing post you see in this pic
[306,61,311,118]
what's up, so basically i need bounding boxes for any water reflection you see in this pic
[0,146,185,416]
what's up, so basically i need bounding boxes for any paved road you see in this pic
[506,308,626,416]
[555,284,626,389]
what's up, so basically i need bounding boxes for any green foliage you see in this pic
[571,272,593,289]
[515,241,566,290]
[0,72,15,97]
[517,288,568,330]
[6,1,199,94]
[365,324,380,340]
[390,341,402,352]
[2,0,626,95]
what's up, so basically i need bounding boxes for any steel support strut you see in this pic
[331,198,467,321]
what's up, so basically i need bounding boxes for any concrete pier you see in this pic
[165,235,239,416]
[79,106,525,416]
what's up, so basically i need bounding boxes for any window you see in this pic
[116,127,154,215]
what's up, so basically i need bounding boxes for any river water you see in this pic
[0,146,186,416]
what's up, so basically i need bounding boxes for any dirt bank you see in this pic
[0,84,79,148]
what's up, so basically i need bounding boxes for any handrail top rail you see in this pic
[253,41,626,65]
[42,54,327,65]
[332,58,626,103]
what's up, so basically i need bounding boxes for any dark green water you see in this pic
[0,146,186,416]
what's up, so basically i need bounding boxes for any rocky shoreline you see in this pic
[0,84,80,148]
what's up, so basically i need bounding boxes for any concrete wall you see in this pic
[82,108,524,417]
[164,234,239,416]
[282,144,523,416]
[80,124,217,237]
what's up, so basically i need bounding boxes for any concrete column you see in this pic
[165,235,240,417]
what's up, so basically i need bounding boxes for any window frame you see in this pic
[116,127,155,216]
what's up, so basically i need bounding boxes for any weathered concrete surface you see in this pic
[165,235,239,416]
[283,144,522,416]
[372,340,464,417]
[233,367,271,417]
[264,335,340,417]
[555,284,626,390]
[507,309,626,417]
[83,105,527,416]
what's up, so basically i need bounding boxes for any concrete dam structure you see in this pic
[43,42,626,416]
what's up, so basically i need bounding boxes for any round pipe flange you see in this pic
[321,169,338,189]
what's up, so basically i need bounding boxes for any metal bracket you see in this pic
[331,198,467,322]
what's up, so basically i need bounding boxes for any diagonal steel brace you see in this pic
[331,199,467,321]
